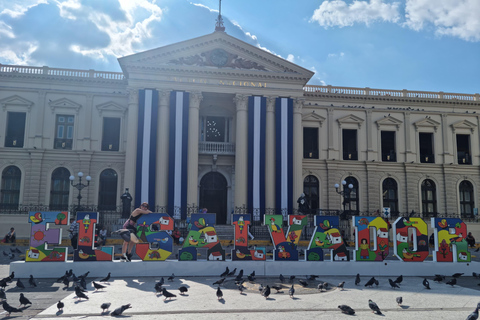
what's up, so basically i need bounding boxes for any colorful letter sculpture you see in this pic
[178,213,225,261]
[392,217,429,262]
[264,214,307,261]
[353,216,389,261]
[26,211,69,262]
[73,212,114,261]
[432,218,470,262]
[306,216,349,261]
[231,214,265,260]
[134,213,174,261]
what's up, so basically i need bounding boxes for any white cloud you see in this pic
[404,0,480,42]
[0,42,38,65]
[0,0,47,18]
[310,0,400,28]
[286,54,295,63]
[328,52,345,58]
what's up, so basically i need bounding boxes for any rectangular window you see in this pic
[303,127,318,159]
[54,114,74,149]
[5,112,26,148]
[419,132,434,163]
[342,129,357,160]
[381,131,396,162]
[456,134,471,164]
[101,117,121,151]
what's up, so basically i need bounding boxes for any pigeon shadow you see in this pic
[163,299,176,303]
[178,293,189,297]
[290,297,300,300]
[101,311,111,315]
[217,298,225,304]
[74,299,89,304]
[55,310,63,316]
[265,297,276,301]
[20,306,32,310]
[400,305,410,309]
[111,314,131,318]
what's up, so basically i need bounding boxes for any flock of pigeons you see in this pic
[2,267,480,318]
[2,248,21,261]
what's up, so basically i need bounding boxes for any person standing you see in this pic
[172,228,181,245]
[68,217,79,250]
[121,202,152,261]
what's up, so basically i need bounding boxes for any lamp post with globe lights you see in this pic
[69,172,91,212]
[334,180,354,220]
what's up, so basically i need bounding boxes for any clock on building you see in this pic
[210,49,229,67]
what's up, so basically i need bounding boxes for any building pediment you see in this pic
[96,101,127,116]
[48,98,82,114]
[337,114,364,129]
[451,119,476,133]
[414,117,440,132]
[0,95,34,112]
[118,31,314,84]
[376,115,403,130]
[303,112,326,126]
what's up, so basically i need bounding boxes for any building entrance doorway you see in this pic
[199,172,228,224]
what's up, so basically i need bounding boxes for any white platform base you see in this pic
[9,260,479,278]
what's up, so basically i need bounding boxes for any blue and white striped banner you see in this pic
[275,97,293,218]
[168,91,190,219]
[135,89,159,208]
[247,96,266,221]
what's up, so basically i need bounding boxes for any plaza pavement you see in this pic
[1,244,480,319]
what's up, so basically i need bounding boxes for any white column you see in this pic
[265,96,276,208]
[34,90,46,148]
[187,91,203,207]
[124,89,139,200]
[83,93,93,150]
[234,94,248,208]
[293,98,304,207]
[155,90,170,207]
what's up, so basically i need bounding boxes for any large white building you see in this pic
[1,26,480,226]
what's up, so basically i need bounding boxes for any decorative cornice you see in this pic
[95,101,127,116]
[48,98,82,114]
[0,95,34,112]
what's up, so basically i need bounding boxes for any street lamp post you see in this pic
[69,172,91,212]
[334,180,354,220]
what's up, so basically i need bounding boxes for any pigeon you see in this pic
[158,277,165,286]
[100,302,111,313]
[19,293,32,307]
[289,285,295,298]
[220,267,229,278]
[7,272,14,282]
[29,275,37,287]
[289,275,295,283]
[307,275,319,281]
[279,274,285,283]
[15,248,22,254]
[0,289,6,301]
[258,284,264,293]
[216,287,223,300]
[374,278,379,286]
[66,269,73,278]
[178,286,188,295]
[466,307,479,320]
[57,272,68,283]
[62,277,70,290]
[247,274,255,282]
[434,274,446,282]
[323,282,329,290]
[423,278,431,289]
[271,285,283,293]
[365,277,375,287]
[213,278,225,286]
[168,273,175,282]
[317,282,324,292]
[79,271,90,279]
[394,275,403,285]
[154,282,163,294]
[227,268,237,277]
[8,253,14,260]
[75,286,89,300]
[79,277,87,290]
[355,273,361,286]
[16,278,25,289]
[2,301,22,316]
[93,281,106,291]
[389,279,400,289]
[338,281,345,291]
[162,288,176,301]
[299,279,308,287]
[99,272,111,283]
[473,272,480,279]
[0,279,7,289]
[452,273,464,278]
[111,303,131,316]
[368,299,382,314]
[235,274,243,283]
[2,251,7,256]
[338,304,355,315]
[237,269,244,278]
[236,282,246,294]
[446,278,457,287]
[261,285,271,299]
[396,296,403,306]
[249,271,256,278]
[57,301,64,311]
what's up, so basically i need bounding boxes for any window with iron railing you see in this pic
[0,166,21,210]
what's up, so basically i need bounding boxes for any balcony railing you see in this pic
[199,141,235,155]
[0,64,125,80]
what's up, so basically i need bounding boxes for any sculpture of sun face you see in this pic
[34,230,45,241]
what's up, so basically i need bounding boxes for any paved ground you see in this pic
[1,243,480,319]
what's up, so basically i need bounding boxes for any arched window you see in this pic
[1,166,21,210]
[343,176,359,218]
[49,167,70,210]
[303,175,319,214]
[459,180,474,218]
[98,169,118,210]
[421,179,437,216]
[382,178,398,215]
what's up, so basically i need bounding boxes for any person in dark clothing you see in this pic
[120,202,152,261]
[466,232,476,248]
[3,227,16,243]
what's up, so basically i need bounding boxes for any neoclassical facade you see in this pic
[1,29,480,224]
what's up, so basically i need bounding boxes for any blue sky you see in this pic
[0,0,478,94]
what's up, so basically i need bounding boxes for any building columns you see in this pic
[155,90,170,207]
[187,91,203,207]
[124,89,139,200]
[234,94,248,208]
[265,96,276,208]
[293,98,304,207]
